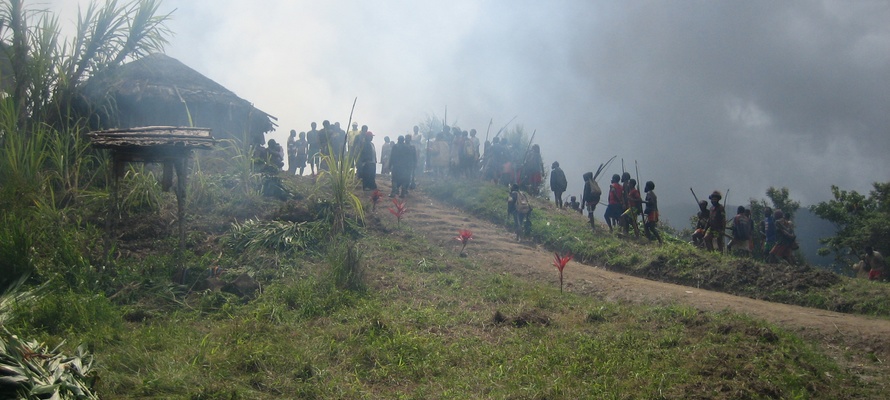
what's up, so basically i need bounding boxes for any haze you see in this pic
[50,0,890,222]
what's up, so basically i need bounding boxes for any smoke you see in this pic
[51,0,890,219]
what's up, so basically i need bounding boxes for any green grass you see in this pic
[425,178,890,318]
[76,227,857,398]
[1,169,885,398]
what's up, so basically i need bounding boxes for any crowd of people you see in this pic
[257,119,884,279]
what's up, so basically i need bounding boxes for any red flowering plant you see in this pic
[455,229,473,257]
[370,189,382,211]
[388,198,407,228]
[552,252,573,292]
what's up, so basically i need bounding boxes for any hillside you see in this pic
[5,172,890,399]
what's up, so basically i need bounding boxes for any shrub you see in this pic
[16,290,121,340]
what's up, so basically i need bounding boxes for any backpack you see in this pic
[589,180,602,198]
[516,191,532,214]
[732,215,752,240]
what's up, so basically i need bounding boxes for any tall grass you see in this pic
[118,165,164,214]
[0,216,36,290]
[315,143,363,235]
[0,100,49,201]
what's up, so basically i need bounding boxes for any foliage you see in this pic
[425,178,890,317]
[767,186,800,219]
[811,182,890,264]
[225,218,322,255]
[0,330,99,400]
[0,0,171,128]
[0,216,35,290]
[118,165,164,214]
[0,275,38,327]
[314,143,363,235]
[552,252,573,292]
[14,290,121,340]
[387,197,407,228]
[325,239,365,293]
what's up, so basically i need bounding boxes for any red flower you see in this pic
[455,229,473,256]
[455,229,473,244]
[552,252,573,292]
[388,198,407,228]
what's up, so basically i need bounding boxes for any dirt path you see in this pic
[375,180,890,364]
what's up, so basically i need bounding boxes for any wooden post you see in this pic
[174,156,187,261]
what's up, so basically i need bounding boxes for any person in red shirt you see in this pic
[604,174,624,232]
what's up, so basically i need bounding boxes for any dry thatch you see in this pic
[82,53,276,146]
[89,126,215,150]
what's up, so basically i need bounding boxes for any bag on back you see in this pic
[590,180,602,198]
[516,191,532,214]
[733,215,752,240]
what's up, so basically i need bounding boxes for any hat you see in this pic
[708,190,722,200]
[365,131,374,137]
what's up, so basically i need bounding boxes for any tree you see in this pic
[746,187,801,261]
[0,0,171,130]
[0,0,172,206]
[810,182,890,264]
[765,187,800,220]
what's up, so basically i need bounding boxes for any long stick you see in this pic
[493,115,518,139]
[690,187,700,205]
[724,188,731,223]
[517,129,537,185]
[484,118,493,143]
[342,97,357,161]
[443,106,447,132]
[594,155,617,181]
[635,160,644,222]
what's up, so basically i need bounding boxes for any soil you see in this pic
[372,179,890,386]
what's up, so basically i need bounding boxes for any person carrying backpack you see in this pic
[582,171,602,230]
[508,183,532,241]
[768,209,797,265]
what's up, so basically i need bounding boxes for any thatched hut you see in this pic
[81,53,276,146]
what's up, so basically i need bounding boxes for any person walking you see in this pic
[582,171,602,229]
[293,131,308,176]
[768,209,797,265]
[703,191,726,253]
[357,131,377,191]
[550,161,568,208]
[388,136,415,198]
[306,122,320,175]
[508,183,531,241]
[643,181,662,243]
[380,136,393,175]
[604,174,624,232]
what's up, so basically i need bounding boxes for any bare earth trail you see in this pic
[373,179,890,366]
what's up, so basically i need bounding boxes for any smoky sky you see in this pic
[52,0,890,218]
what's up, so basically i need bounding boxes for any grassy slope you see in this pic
[424,179,890,317]
[8,175,886,399]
